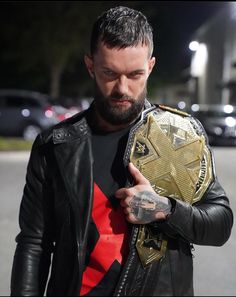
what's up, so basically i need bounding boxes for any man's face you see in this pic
[85,42,155,126]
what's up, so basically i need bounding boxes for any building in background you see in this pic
[155,3,236,110]
[189,2,236,106]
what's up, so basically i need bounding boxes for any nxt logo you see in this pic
[135,141,149,156]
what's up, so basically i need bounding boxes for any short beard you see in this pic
[93,80,147,126]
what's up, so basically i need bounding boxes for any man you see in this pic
[11,6,233,296]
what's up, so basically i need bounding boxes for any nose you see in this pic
[114,75,129,95]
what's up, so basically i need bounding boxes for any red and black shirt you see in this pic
[80,119,131,296]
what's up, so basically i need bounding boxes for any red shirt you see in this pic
[80,183,129,296]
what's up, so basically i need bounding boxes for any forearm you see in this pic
[11,242,51,296]
[159,178,234,245]
[11,134,53,296]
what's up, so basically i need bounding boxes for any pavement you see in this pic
[0,151,30,162]
[0,148,235,296]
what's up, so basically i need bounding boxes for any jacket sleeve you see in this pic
[165,177,233,246]
[10,134,54,296]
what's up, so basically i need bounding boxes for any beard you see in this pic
[93,80,147,126]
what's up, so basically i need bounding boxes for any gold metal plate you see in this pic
[136,225,168,267]
[130,111,213,204]
[129,110,213,267]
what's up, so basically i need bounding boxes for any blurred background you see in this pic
[0,1,235,296]
[1,1,236,144]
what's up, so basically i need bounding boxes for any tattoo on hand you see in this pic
[129,191,171,223]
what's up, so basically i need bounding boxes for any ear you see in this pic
[148,57,156,75]
[84,54,95,79]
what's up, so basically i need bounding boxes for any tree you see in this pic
[0,1,107,100]
[0,1,165,101]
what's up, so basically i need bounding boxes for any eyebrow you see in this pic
[102,67,145,74]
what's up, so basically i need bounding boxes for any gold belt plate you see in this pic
[129,110,213,267]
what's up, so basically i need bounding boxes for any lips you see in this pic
[110,99,132,107]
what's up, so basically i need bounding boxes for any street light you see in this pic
[189,41,200,51]
[189,41,208,105]
[190,43,208,77]
[230,2,236,19]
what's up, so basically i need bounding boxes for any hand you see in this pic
[115,163,171,224]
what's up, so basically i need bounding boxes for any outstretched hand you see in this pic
[115,163,170,224]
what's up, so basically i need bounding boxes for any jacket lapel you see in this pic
[53,117,94,249]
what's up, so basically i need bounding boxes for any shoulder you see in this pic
[39,109,89,145]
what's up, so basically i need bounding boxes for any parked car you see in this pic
[189,104,236,146]
[0,89,76,140]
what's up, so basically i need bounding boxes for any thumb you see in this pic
[128,162,150,185]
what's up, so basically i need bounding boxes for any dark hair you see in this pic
[90,6,154,57]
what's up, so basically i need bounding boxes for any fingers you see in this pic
[116,192,137,222]
[115,187,133,199]
[125,212,147,225]
[128,162,150,185]
[115,163,150,200]
[115,164,153,225]
[125,212,139,224]
[118,193,154,225]
[120,199,130,208]
[123,206,132,215]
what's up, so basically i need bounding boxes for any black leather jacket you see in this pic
[11,104,233,296]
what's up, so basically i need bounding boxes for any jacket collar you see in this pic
[52,115,90,144]
[52,98,154,144]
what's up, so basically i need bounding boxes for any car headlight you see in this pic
[225,117,236,127]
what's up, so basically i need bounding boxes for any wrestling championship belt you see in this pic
[125,105,214,267]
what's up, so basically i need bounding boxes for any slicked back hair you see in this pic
[90,6,154,58]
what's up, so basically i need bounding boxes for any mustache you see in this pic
[109,92,134,102]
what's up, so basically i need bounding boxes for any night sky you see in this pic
[0,1,229,96]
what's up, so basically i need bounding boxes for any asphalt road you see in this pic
[0,148,235,296]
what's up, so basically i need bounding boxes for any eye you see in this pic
[103,70,117,78]
[128,71,144,79]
